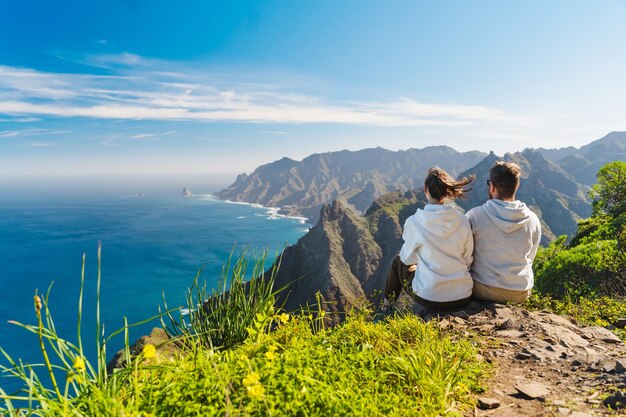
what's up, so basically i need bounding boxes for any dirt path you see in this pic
[434,302,626,416]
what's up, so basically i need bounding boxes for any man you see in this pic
[466,161,542,303]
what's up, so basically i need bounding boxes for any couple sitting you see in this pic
[383,161,542,312]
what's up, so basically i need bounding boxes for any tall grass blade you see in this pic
[78,252,86,360]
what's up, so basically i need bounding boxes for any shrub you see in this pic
[590,161,626,218]
[534,239,623,298]
[534,162,626,298]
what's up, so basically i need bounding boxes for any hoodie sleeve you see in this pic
[399,218,421,265]
[462,224,474,268]
[466,207,478,234]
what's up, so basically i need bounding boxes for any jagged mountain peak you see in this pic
[319,199,351,223]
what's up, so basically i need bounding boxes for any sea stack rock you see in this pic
[181,187,193,197]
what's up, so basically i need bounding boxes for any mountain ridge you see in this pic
[216,145,486,223]
[535,131,626,185]
[218,133,625,223]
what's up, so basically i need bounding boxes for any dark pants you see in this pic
[383,255,471,311]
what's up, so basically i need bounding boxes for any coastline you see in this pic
[201,194,311,225]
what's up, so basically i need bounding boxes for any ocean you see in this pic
[0,191,309,394]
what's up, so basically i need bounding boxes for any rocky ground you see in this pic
[432,302,626,417]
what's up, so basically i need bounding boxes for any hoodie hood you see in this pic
[415,204,464,237]
[483,199,533,233]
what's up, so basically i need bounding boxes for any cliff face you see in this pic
[216,146,486,223]
[272,192,427,315]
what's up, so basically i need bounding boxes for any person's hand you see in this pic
[408,264,417,272]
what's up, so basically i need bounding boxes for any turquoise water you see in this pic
[0,192,309,394]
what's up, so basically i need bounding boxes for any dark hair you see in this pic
[489,161,521,199]
[424,167,475,201]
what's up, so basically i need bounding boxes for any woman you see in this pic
[383,167,475,312]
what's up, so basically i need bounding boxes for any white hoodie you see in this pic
[399,204,474,302]
[466,199,542,291]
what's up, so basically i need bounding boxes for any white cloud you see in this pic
[262,130,289,135]
[0,116,40,123]
[28,141,57,147]
[129,133,160,140]
[128,131,176,140]
[0,127,69,138]
[0,130,20,138]
[0,57,530,130]
[84,52,145,68]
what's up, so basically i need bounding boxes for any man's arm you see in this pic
[529,216,542,261]
[462,225,474,268]
[465,207,479,262]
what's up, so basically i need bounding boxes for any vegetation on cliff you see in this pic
[533,161,626,298]
[526,161,626,337]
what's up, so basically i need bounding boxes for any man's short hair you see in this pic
[489,161,521,199]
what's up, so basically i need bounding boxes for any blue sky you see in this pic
[1,0,625,187]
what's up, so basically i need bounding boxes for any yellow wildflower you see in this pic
[242,371,260,387]
[277,313,290,324]
[142,344,156,359]
[247,383,265,399]
[66,371,82,384]
[73,356,86,372]
[319,310,326,318]
[33,295,42,314]
[264,350,276,361]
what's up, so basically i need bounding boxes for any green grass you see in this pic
[524,293,626,340]
[67,312,485,417]
[162,248,284,351]
[0,250,487,417]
